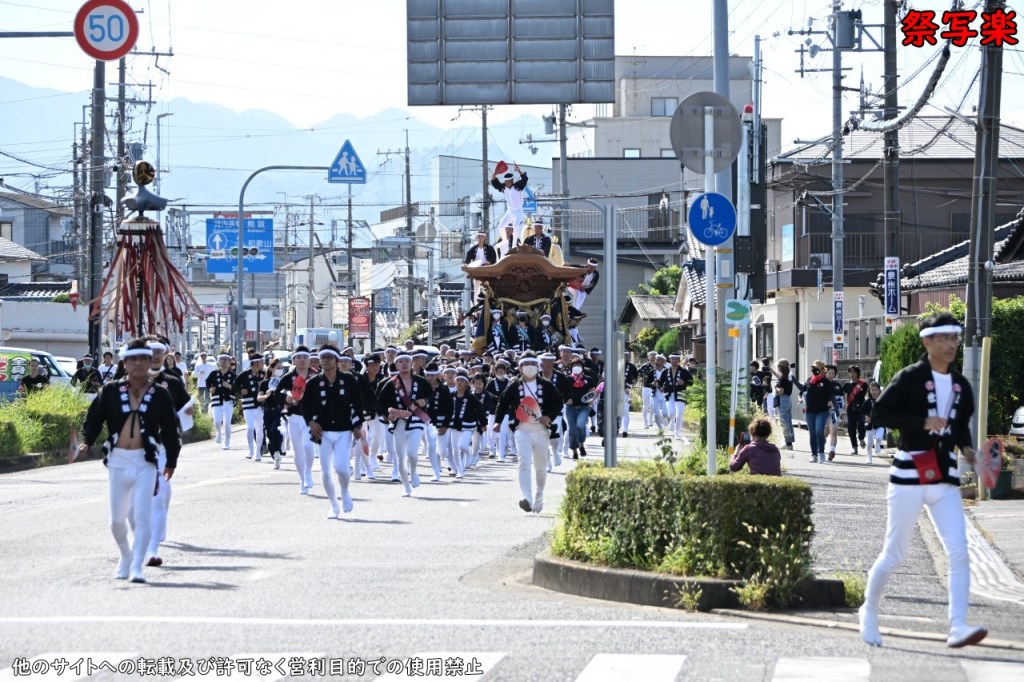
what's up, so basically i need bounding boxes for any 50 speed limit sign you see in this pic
[74,0,139,61]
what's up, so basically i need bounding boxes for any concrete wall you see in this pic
[0,300,88,357]
[576,260,656,349]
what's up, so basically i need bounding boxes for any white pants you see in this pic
[865,427,886,458]
[515,423,550,509]
[393,421,424,493]
[212,401,233,446]
[496,208,526,237]
[287,414,314,489]
[147,448,170,559]
[865,483,971,629]
[642,387,654,427]
[366,418,384,466]
[319,430,353,516]
[652,392,667,430]
[570,288,587,309]
[670,397,686,438]
[424,425,447,480]
[621,390,631,433]
[498,415,515,458]
[352,435,373,479]
[108,448,157,576]
[449,429,472,477]
[243,408,264,458]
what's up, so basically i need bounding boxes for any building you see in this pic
[618,295,678,341]
[0,191,76,279]
[752,116,1024,372]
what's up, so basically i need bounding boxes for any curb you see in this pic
[532,550,846,611]
[709,608,1024,651]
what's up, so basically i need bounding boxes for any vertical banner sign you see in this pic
[884,257,900,332]
[833,291,845,347]
[348,297,371,339]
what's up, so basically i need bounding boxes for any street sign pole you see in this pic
[704,106,717,474]
[884,257,900,333]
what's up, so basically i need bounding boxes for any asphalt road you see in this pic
[2,428,1024,681]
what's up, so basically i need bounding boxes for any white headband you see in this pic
[318,349,342,359]
[518,358,539,367]
[218,354,231,361]
[920,324,962,338]
[123,348,153,358]
[291,351,311,359]
[146,342,167,352]
[395,354,413,362]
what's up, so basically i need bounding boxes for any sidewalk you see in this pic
[592,411,1024,639]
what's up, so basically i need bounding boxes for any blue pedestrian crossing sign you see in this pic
[688,192,736,247]
[523,186,538,213]
[328,139,366,184]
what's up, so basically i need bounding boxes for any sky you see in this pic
[1,0,1022,163]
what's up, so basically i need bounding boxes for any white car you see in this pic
[1010,406,1024,442]
[54,356,78,377]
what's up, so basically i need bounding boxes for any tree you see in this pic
[630,265,682,296]
[631,326,662,355]
[654,328,680,357]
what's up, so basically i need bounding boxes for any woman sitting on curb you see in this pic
[729,418,782,476]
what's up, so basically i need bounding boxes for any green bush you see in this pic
[685,373,754,451]
[0,416,24,457]
[554,463,814,588]
[654,328,681,357]
[630,326,662,356]
[20,386,90,452]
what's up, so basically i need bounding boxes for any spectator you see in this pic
[803,360,839,464]
[20,358,49,394]
[174,351,189,378]
[729,417,782,476]
[772,358,796,449]
[191,351,216,408]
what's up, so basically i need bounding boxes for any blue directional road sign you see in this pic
[884,257,900,317]
[205,219,274,274]
[688,192,736,247]
[522,186,538,213]
[328,139,367,184]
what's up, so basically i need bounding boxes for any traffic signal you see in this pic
[543,114,555,135]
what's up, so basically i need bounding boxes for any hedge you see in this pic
[552,462,814,604]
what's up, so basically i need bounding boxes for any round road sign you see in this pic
[74,0,139,61]
[669,91,741,175]
[687,192,737,247]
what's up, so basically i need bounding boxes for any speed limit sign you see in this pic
[74,0,139,61]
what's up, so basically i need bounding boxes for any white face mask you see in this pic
[520,366,538,379]
[273,369,284,378]
[571,366,583,376]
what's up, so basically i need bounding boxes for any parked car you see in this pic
[0,346,74,400]
[1010,406,1024,442]
[54,355,78,377]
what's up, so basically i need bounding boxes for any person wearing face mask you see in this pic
[803,360,839,464]
[258,359,287,469]
[650,355,669,434]
[72,354,103,395]
[486,360,514,461]
[562,357,596,460]
[207,354,237,450]
[494,352,565,513]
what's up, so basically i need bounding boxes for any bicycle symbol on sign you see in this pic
[703,221,727,239]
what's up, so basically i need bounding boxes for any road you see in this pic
[2,430,1024,681]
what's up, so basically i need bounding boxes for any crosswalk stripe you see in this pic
[171,653,325,681]
[574,654,687,682]
[0,653,136,682]
[373,652,506,680]
[961,660,1024,681]
[772,657,870,682]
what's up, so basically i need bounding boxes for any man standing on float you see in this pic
[491,163,529,238]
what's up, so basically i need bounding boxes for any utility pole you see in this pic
[88,60,106,356]
[115,57,127,220]
[882,0,900,262]
[405,130,413,237]
[831,1,848,360]
[964,0,1006,468]
[306,194,316,329]
[347,184,354,294]
[481,106,490,231]
[559,103,570,260]
[712,0,733,370]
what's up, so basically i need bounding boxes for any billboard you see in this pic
[349,297,371,340]
[407,0,615,106]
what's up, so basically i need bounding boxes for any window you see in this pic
[623,148,641,158]
[651,97,678,117]
[660,148,676,158]
[0,222,11,241]
[756,324,775,361]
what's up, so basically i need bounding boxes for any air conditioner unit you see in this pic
[809,253,832,269]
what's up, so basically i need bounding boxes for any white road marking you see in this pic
[374,652,506,680]
[574,654,687,682]
[961,660,1024,681]
[0,652,136,682]
[0,615,746,630]
[772,657,870,682]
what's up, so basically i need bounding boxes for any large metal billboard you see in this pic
[407,0,615,106]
